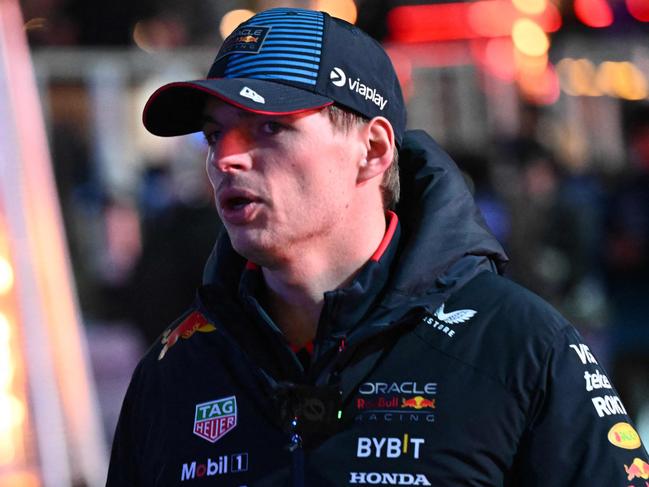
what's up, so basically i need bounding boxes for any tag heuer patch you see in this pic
[193,396,237,443]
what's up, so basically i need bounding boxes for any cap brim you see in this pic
[143,78,334,137]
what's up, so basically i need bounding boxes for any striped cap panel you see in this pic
[222,9,324,86]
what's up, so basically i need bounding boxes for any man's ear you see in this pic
[357,117,395,183]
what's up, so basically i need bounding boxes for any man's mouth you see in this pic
[225,196,254,210]
[218,190,262,224]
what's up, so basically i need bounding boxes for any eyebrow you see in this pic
[201,114,220,128]
[201,111,259,128]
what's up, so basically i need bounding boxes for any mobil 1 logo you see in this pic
[180,452,248,482]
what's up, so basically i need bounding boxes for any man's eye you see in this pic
[203,131,221,146]
[260,121,284,135]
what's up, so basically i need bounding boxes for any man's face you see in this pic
[202,99,365,267]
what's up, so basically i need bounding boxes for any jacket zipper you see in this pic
[287,337,346,485]
[289,416,304,487]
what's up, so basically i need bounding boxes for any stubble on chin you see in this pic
[228,229,284,269]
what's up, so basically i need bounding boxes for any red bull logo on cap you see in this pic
[193,396,237,443]
[625,457,649,481]
[217,26,270,59]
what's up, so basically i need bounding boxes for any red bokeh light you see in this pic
[574,0,614,28]
[387,3,475,42]
[387,1,561,43]
[626,0,649,22]
[471,38,517,81]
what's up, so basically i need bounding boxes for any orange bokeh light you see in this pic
[219,9,256,40]
[518,64,560,105]
[313,0,358,24]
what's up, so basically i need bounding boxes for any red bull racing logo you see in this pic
[158,311,216,360]
[193,396,237,443]
[401,396,436,410]
[625,458,649,482]
[355,382,437,423]
[355,395,436,412]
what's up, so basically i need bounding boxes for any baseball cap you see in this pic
[143,8,406,145]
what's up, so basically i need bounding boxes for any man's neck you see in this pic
[260,211,388,348]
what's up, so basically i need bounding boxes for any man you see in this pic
[108,7,649,486]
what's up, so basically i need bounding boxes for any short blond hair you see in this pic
[326,105,400,209]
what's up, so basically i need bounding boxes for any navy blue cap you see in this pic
[143,8,406,145]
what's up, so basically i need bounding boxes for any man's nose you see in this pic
[209,128,253,173]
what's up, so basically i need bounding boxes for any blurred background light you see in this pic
[388,1,560,43]
[475,38,517,81]
[0,313,9,343]
[557,58,583,96]
[132,21,154,53]
[556,58,588,96]
[574,0,614,28]
[536,2,562,32]
[518,63,560,105]
[0,395,25,443]
[515,50,549,75]
[313,0,358,24]
[512,18,549,57]
[512,0,547,15]
[595,61,617,95]
[132,18,186,52]
[23,18,47,33]
[571,58,602,96]
[602,62,648,100]
[384,46,414,99]
[388,3,476,42]
[0,257,13,295]
[468,0,518,38]
[557,58,648,100]
[219,9,256,40]
[2,0,109,483]
[0,310,23,466]
[625,0,649,22]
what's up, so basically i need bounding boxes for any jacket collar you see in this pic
[238,211,401,340]
[386,130,508,301]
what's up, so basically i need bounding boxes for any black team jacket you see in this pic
[107,131,649,486]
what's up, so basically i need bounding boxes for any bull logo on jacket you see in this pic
[158,311,216,360]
